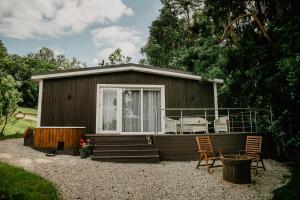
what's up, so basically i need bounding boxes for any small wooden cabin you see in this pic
[32,64,223,134]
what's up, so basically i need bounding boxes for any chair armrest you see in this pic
[198,150,207,153]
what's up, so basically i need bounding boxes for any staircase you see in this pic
[85,135,159,163]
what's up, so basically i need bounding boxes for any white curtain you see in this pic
[143,90,161,132]
[122,90,141,132]
[102,90,117,131]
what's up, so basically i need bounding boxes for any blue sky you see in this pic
[0,0,161,66]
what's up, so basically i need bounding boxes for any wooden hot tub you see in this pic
[34,127,85,154]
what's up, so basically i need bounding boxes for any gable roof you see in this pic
[31,63,223,83]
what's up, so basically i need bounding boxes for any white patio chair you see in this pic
[179,117,208,134]
[214,116,229,133]
[164,117,179,134]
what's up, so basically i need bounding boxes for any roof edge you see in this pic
[31,64,223,83]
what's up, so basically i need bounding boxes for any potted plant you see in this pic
[79,138,90,158]
[23,127,34,146]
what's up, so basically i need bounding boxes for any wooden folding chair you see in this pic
[240,136,266,174]
[195,136,222,174]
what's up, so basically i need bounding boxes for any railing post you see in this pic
[227,109,231,134]
[180,109,183,135]
[254,111,257,132]
[242,111,245,133]
[155,109,158,135]
[204,109,208,134]
[250,109,253,133]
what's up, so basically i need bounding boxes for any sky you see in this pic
[0,0,162,66]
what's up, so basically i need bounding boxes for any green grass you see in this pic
[273,164,300,200]
[0,162,59,200]
[1,118,36,136]
[18,107,37,115]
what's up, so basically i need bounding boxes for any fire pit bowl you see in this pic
[221,155,253,184]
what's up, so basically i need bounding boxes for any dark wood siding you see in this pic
[41,71,214,133]
[153,133,274,160]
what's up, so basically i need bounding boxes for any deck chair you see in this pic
[164,117,179,134]
[214,116,229,133]
[196,136,222,174]
[239,136,266,174]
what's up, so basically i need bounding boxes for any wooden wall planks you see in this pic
[41,71,214,133]
[34,128,83,148]
[153,133,274,161]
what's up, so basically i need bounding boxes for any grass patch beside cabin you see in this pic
[1,119,36,136]
[18,107,37,115]
[0,162,59,200]
[0,107,37,137]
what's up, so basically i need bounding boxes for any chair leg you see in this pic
[210,159,216,167]
[260,158,266,171]
[255,159,259,175]
[204,154,212,174]
[196,154,203,169]
[196,160,201,169]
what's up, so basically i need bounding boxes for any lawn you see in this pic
[1,118,36,137]
[18,107,37,115]
[0,162,59,200]
[1,107,37,137]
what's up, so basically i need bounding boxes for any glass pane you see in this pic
[122,90,141,132]
[102,90,117,131]
[143,90,161,132]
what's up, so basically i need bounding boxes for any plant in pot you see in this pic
[23,127,34,146]
[79,138,90,158]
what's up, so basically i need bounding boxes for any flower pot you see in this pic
[80,151,89,158]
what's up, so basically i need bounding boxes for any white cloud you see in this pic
[91,26,143,61]
[0,0,133,39]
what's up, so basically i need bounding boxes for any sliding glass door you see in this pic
[122,90,141,132]
[98,85,164,134]
[100,88,120,133]
[143,90,161,132]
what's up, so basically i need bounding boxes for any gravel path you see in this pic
[0,139,289,200]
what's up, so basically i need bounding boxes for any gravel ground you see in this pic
[0,139,289,200]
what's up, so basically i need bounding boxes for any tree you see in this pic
[108,48,132,65]
[141,1,187,69]
[143,0,300,158]
[0,71,22,136]
[0,44,86,107]
[0,40,8,58]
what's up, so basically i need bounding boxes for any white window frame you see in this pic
[96,84,165,135]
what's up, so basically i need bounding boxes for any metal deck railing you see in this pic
[154,108,272,135]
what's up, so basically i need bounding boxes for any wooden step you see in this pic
[93,149,158,156]
[86,134,148,141]
[94,144,157,150]
[91,155,159,163]
[92,140,149,145]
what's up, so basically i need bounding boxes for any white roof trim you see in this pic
[31,65,223,83]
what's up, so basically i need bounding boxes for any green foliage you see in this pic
[0,43,86,107]
[141,1,187,69]
[143,0,300,158]
[108,48,132,65]
[273,164,300,200]
[0,72,22,136]
[0,40,7,58]
[0,162,59,200]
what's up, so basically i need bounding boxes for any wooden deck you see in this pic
[86,133,274,162]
